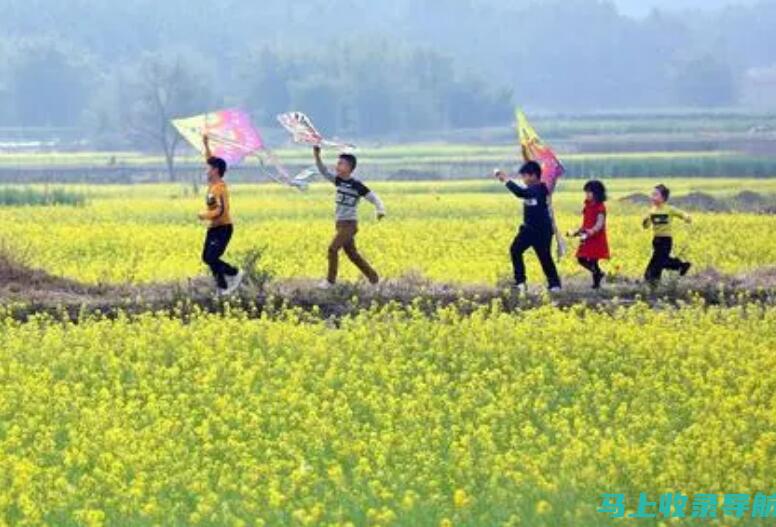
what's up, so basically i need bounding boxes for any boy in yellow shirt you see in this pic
[198,135,243,295]
[642,184,692,284]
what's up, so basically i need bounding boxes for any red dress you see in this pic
[576,200,610,260]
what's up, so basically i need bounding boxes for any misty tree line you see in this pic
[0,0,774,146]
[0,39,510,142]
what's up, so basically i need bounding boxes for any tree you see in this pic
[672,55,737,107]
[6,38,96,127]
[110,51,217,181]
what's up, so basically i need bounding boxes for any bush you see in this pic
[0,186,86,206]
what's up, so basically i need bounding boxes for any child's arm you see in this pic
[198,189,225,221]
[364,191,386,220]
[573,213,606,238]
[313,146,335,183]
[505,180,535,199]
[203,134,213,161]
[671,206,692,223]
[494,170,531,198]
[588,213,606,235]
[642,212,651,229]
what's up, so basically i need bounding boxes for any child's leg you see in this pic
[591,259,603,287]
[510,229,532,285]
[217,226,238,278]
[661,238,687,271]
[327,222,352,284]
[644,237,670,282]
[578,257,603,287]
[342,226,379,284]
[644,239,660,282]
[202,226,236,289]
[202,229,217,280]
[577,257,595,273]
[533,233,561,289]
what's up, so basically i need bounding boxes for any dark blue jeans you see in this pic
[510,226,561,289]
[202,225,238,289]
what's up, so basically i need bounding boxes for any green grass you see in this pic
[0,186,87,206]
[2,149,775,182]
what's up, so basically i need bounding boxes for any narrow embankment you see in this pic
[1,255,774,322]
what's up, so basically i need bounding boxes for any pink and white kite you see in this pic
[172,109,263,165]
[277,111,355,152]
[172,109,308,191]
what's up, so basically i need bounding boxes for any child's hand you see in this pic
[202,134,209,146]
[376,212,386,221]
[493,169,508,183]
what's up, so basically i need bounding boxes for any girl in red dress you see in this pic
[570,180,610,288]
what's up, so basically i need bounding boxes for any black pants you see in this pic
[510,226,561,289]
[202,225,238,289]
[644,237,685,282]
[578,258,602,276]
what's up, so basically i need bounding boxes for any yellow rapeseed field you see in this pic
[0,178,774,285]
[0,177,774,525]
[0,302,774,526]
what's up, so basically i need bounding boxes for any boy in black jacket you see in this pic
[495,161,562,293]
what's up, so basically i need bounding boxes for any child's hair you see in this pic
[584,180,607,202]
[518,161,542,178]
[339,153,358,171]
[207,157,227,178]
[655,184,670,201]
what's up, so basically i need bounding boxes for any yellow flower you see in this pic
[535,500,552,515]
[454,488,470,508]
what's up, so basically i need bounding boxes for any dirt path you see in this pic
[2,255,775,322]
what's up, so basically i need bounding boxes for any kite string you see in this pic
[204,132,297,186]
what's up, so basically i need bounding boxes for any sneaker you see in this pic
[548,286,562,293]
[512,282,528,295]
[223,270,245,295]
[679,262,692,277]
[318,280,334,289]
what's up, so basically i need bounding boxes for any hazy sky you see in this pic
[614,0,763,16]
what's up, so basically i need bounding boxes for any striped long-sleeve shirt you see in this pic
[317,161,386,221]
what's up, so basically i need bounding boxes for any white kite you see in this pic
[277,111,355,152]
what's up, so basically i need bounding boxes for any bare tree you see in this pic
[122,52,214,181]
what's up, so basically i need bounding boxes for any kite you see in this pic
[277,111,355,152]
[516,109,568,259]
[172,109,263,165]
[516,109,565,194]
[172,109,308,191]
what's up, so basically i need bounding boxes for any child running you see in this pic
[313,145,386,287]
[569,180,610,289]
[643,183,692,285]
[495,161,562,293]
[198,134,243,295]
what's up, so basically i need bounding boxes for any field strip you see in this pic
[1,258,774,322]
